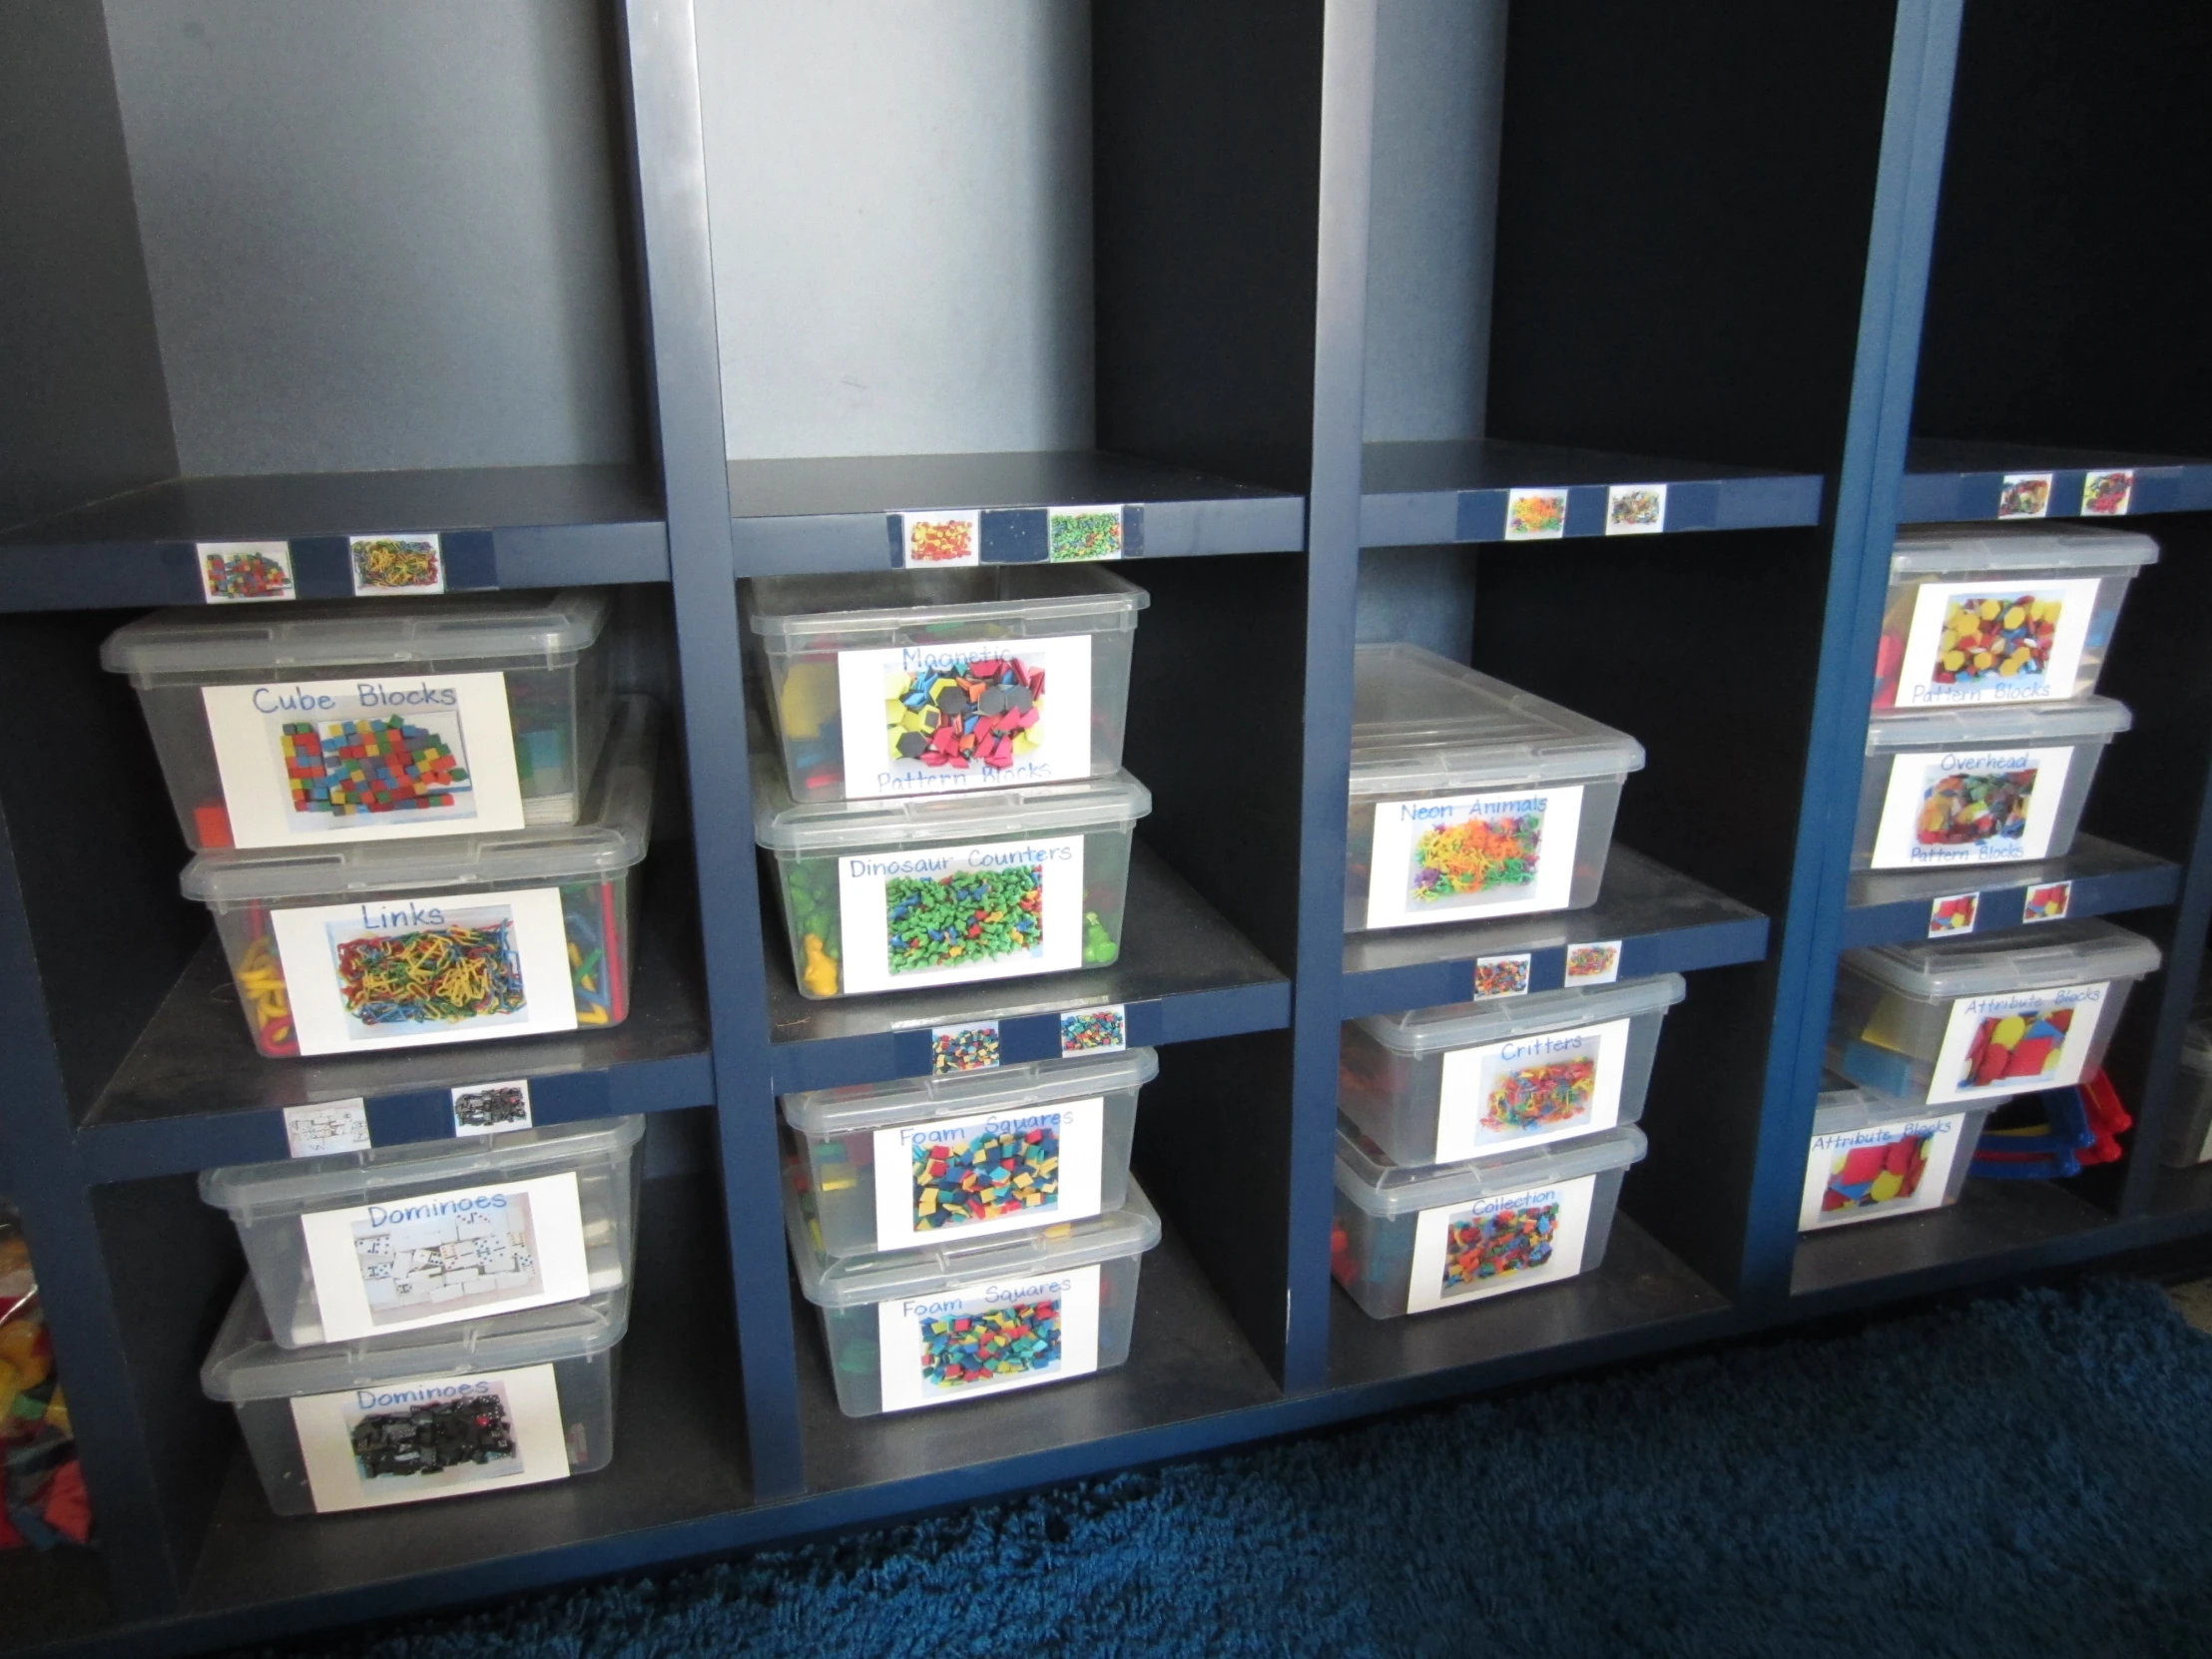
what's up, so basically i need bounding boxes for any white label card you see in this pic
[1366,786,1583,929]
[452,1080,534,1135]
[1047,504,1125,562]
[1406,1174,1596,1314]
[1799,1112,1969,1230]
[197,540,295,603]
[348,532,445,596]
[1893,578,2101,707]
[1926,977,2110,1106]
[299,1170,592,1342]
[836,635,1092,800]
[270,887,575,1056]
[898,509,981,567]
[1605,483,1667,535]
[876,1263,1101,1412]
[1434,1017,1633,1163]
[291,1361,568,1512]
[283,1099,370,1159]
[203,672,523,847]
[1869,744,2074,869]
[837,832,1083,995]
[870,1095,1105,1250]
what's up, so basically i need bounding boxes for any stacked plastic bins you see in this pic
[747,568,1165,1411]
[1332,644,1669,1318]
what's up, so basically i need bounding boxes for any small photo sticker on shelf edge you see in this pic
[1562,941,1622,985]
[1059,1004,1128,1056]
[1928,893,1979,938]
[2021,880,2073,924]
[1996,474,2053,520]
[1503,487,1568,542]
[451,1079,533,1136]
[283,1099,370,1159]
[1047,503,1125,562]
[1473,953,1532,998]
[349,532,445,596]
[2082,470,2134,517]
[198,540,295,604]
[1603,484,1666,536]
[931,1022,1001,1073]
[899,509,982,568]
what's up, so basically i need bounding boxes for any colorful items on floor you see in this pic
[0,1212,90,1551]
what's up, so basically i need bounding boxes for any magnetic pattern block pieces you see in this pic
[283,717,470,818]
[1961,1005,2073,1090]
[887,657,1044,774]
[1443,1202,1557,1291]
[921,1300,1061,1387]
[912,1126,1059,1231]
[1822,1132,1932,1212]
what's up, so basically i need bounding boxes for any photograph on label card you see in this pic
[921,1298,1063,1390]
[1957,1003,2075,1092]
[1816,1129,1936,1221]
[1405,802,1544,913]
[1480,1054,1598,1140]
[911,1122,1060,1233]
[272,696,476,828]
[326,901,530,1039]
[1997,475,2052,519]
[346,1380,521,1488]
[886,653,1047,778]
[352,1190,543,1328]
[1442,1200,1558,1297]
[1915,762,2036,849]
[350,535,442,593]
[887,861,1044,976]
[1927,593,2062,693]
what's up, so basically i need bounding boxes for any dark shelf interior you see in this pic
[0,1550,111,1650]
[1841,832,2181,949]
[1789,1181,2117,1303]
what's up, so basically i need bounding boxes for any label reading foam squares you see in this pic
[876,1264,1101,1413]
[1434,1017,1633,1163]
[1869,744,2075,868]
[1926,978,2110,1106]
[290,1362,569,1513]
[203,673,523,847]
[836,833,1083,995]
[835,636,1093,800]
[1366,786,1584,929]
[870,1096,1106,1250]
[1799,1113,1969,1230]
[1406,1174,1596,1314]
[1894,578,2101,708]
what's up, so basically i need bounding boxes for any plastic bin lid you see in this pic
[1348,644,1645,799]
[786,1167,1162,1309]
[782,1048,1160,1136]
[1839,917,2162,1002]
[199,1115,646,1222]
[1889,523,2159,578]
[1865,695,2131,753]
[1813,1074,1990,1137]
[181,694,658,905]
[202,1276,630,1403]
[746,566,1147,648]
[101,588,611,681]
[1333,1119,1648,1219]
[1352,973,1685,1058]
[752,753,1152,851]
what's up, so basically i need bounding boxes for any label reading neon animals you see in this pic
[1894,578,2101,708]
[1365,786,1584,929]
[836,833,1084,995]
[1405,1174,1597,1314]
[1925,978,2110,1106]
[875,1264,1102,1413]
[1869,743,2077,869]
[835,635,1093,800]
[290,1362,569,1512]
[870,1095,1106,1250]
[1434,1016,1634,1163]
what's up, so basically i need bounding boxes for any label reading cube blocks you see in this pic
[875,1264,1102,1412]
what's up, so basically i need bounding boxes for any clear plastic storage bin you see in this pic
[1340,974,1684,1167]
[181,696,656,1058]
[1852,698,2130,871]
[1331,1120,1646,1319]
[1346,644,1645,932]
[1799,1076,1993,1231]
[102,589,612,850]
[200,1115,645,1348]
[782,1049,1156,1257]
[786,1166,1161,1417]
[2160,1015,2212,1168]
[201,1277,627,1516]
[745,567,1147,803]
[755,754,1151,999]
[1871,524,2156,711]
[1827,919,2159,1109]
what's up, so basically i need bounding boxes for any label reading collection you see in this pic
[291,1361,569,1513]
[836,832,1084,995]
[1926,977,2110,1106]
[1799,1111,1971,1231]
[1366,786,1584,929]
[1433,1017,1634,1163]
[870,1095,1107,1251]
[876,1264,1102,1413]
[1869,744,2076,869]
[836,636,1093,800]
[1405,1174,1597,1315]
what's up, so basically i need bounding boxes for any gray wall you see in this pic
[698,0,1095,462]
[102,0,640,477]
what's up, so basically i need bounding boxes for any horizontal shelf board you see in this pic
[74,866,710,1182]
[1327,1216,1730,1391]
[764,841,1292,1093]
[1789,1179,2116,1306]
[1840,833,2180,949]
[1360,439,1824,548]
[0,465,668,610]
[184,1178,749,1615]
[1901,437,2212,522]
[1340,845,1768,1021]
[728,449,1305,575]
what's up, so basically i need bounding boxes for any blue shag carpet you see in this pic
[269,1279,2212,1658]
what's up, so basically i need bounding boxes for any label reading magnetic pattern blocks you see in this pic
[1868,743,2076,869]
[1365,786,1584,929]
[834,833,1085,995]
[1405,1174,1597,1314]
[875,1264,1102,1413]
[1433,1016,1634,1164]
[836,635,1093,800]
[870,1095,1106,1250]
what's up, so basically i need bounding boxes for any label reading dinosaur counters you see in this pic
[1926,978,2109,1106]
[1893,579,2101,708]
[1434,1017,1633,1163]
[1365,787,1584,929]
[836,834,1084,995]
[1869,744,2075,868]
[1799,1112,1970,1231]
[876,1265,1102,1412]
[835,636,1093,800]
[870,1096,1106,1250]
[290,1362,569,1513]
[1405,1175,1596,1314]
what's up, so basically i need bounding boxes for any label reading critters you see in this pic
[870,1095,1107,1250]
[349,532,444,595]
[837,833,1084,996]
[269,887,575,1057]
[203,672,524,847]
[1406,1174,1596,1314]
[198,540,294,603]
[1060,1003,1127,1056]
[876,1263,1101,1412]
[283,1099,370,1159]
[1894,578,2101,707]
[1605,483,1667,535]
[1997,474,2053,519]
[1434,1016,1634,1163]
[1048,504,1125,562]
[898,510,981,567]
[1926,977,2110,1106]
[2082,470,2135,517]
[299,1171,592,1343]
[452,1080,533,1135]
[1799,1113,1969,1230]
[291,1361,568,1513]
[2021,879,2073,923]
[837,635,1092,800]
[1869,744,2075,869]
[1563,942,1622,986]
[1366,787,1584,929]
[1505,487,1568,541]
